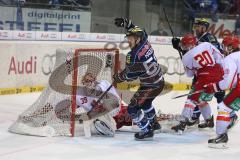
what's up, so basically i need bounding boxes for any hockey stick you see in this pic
[172,89,204,99]
[163,8,175,38]
[162,8,183,59]
[96,84,113,103]
[72,83,115,121]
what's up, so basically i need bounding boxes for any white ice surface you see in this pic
[0,91,239,160]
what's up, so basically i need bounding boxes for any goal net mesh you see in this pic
[9,48,119,137]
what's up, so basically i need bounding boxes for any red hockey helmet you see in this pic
[222,36,239,49]
[180,34,197,52]
[222,36,239,55]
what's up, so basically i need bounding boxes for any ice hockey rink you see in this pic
[0,91,239,160]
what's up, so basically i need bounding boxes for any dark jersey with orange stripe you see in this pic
[119,31,163,87]
[198,32,223,53]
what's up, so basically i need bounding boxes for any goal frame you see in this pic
[70,48,120,136]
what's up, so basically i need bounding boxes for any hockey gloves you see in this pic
[203,83,221,94]
[114,17,132,29]
[113,73,125,83]
[172,37,181,50]
[88,100,106,119]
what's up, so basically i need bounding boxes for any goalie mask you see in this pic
[222,36,240,56]
[180,34,197,53]
[82,73,98,94]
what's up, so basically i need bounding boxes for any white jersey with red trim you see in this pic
[182,42,224,77]
[76,80,120,112]
[218,51,240,90]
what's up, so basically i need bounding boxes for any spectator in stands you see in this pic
[150,21,169,36]
[0,0,15,5]
[49,0,63,9]
[182,0,197,23]
[197,0,218,22]
[17,0,25,6]
[76,0,90,6]
[218,0,233,16]
[183,0,218,22]
[229,0,240,15]
[27,0,49,4]
[235,15,240,36]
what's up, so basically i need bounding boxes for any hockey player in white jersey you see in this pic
[171,33,224,133]
[76,73,120,137]
[203,36,240,148]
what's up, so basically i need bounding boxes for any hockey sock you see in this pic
[198,102,212,120]
[216,102,232,135]
[143,105,156,124]
[181,99,196,121]
[132,110,150,132]
[192,106,201,120]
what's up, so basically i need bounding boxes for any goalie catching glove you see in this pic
[203,83,221,94]
[87,100,106,119]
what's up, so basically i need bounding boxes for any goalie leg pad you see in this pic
[93,119,115,137]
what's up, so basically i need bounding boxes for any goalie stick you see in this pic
[96,84,113,103]
[21,84,116,123]
[69,83,115,121]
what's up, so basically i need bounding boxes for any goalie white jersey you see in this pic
[182,42,224,77]
[76,80,120,137]
[76,80,120,112]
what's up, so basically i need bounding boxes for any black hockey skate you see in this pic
[208,133,228,149]
[134,128,154,141]
[186,118,200,127]
[171,121,187,134]
[151,117,161,132]
[198,115,214,129]
[227,113,238,130]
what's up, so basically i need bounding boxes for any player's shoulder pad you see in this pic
[98,79,111,86]
[98,80,112,90]
[205,33,217,43]
[126,52,131,64]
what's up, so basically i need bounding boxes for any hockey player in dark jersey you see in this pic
[194,18,222,51]
[171,18,237,133]
[113,17,164,140]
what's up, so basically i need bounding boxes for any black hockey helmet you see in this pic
[125,26,144,38]
[194,18,210,29]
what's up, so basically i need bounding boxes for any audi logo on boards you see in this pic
[42,54,56,75]
[157,56,185,75]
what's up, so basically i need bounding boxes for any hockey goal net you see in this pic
[9,48,120,137]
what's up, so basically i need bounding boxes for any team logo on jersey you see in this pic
[138,42,151,59]
[208,35,215,43]
[126,54,131,64]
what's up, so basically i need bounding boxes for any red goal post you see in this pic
[70,48,120,136]
[9,48,120,137]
